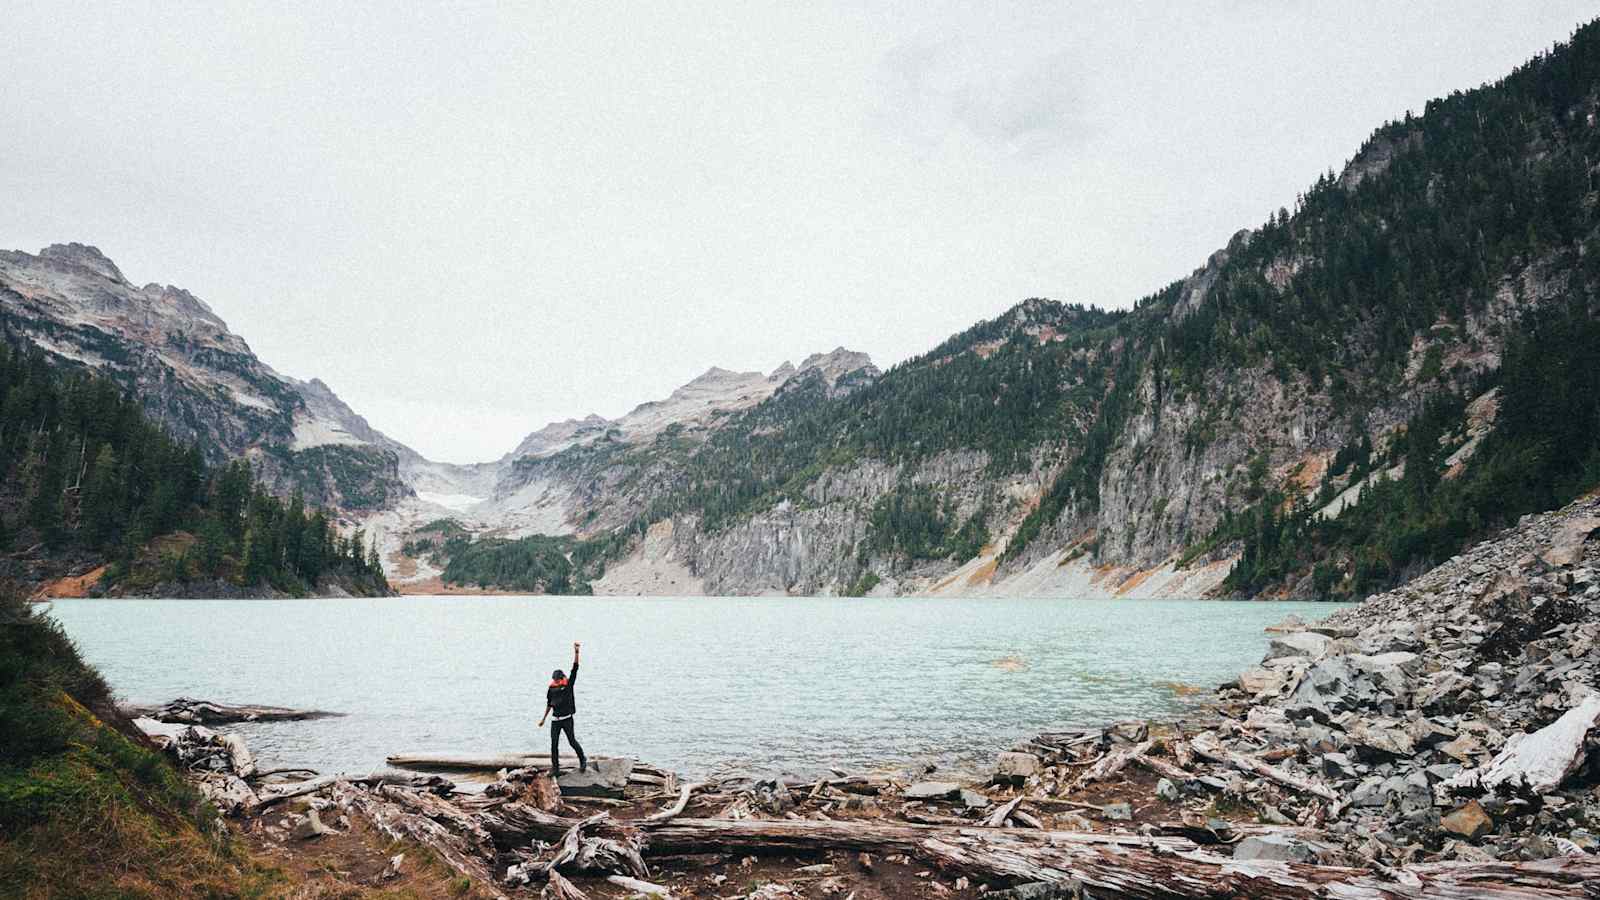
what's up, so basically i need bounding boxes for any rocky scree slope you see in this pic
[1210,492,1600,865]
[0,243,413,512]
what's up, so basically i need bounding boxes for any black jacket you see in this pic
[547,660,578,718]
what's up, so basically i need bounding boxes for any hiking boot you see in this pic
[551,768,563,779]
[579,759,588,773]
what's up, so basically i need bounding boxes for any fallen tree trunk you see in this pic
[253,772,454,810]
[122,697,341,724]
[387,752,640,775]
[1070,738,1155,792]
[387,752,545,770]
[1190,734,1339,804]
[478,805,1600,898]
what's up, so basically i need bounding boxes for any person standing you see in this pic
[538,641,587,777]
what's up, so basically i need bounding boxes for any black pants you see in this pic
[550,716,585,773]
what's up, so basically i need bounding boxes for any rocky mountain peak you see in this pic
[37,242,126,282]
[795,347,879,384]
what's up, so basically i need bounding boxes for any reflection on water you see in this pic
[50,595,1344,778]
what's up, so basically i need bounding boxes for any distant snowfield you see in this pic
[415,492,484,513]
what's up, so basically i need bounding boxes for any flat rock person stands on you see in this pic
[539,641,587,776]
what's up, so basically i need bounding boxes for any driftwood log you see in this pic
[546,870,589,900]
[1190,733,1340,803]
[253,772,453,809]
[475,803,1600,899]
[122,697,341,724]
[333,783,508,900]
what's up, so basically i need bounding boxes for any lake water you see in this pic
[48,595,1343,779]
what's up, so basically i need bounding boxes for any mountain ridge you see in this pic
[7,20,1600,598]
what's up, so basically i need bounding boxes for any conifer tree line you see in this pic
[0,342,389,595]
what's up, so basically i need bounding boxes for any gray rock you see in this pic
[1319,752,1357,779]
[1232,835,1318,864]
[1155,778,1179,802]
[557,757,633,797]
[1265,631,1332,661]
[904,781,961,800]
[292,809,332,840]
[1101,802,1133,821]
[994,751,1041,783]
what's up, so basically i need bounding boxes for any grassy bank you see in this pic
[0,587,278,898]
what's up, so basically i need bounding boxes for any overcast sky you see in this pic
[3,2,1595,462]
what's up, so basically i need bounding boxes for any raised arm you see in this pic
[570,642,581,682]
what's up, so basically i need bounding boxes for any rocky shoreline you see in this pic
[130,494,1600,897]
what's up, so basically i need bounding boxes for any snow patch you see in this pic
[416,491,486,513]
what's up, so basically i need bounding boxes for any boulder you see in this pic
[904,781,962,800]
[1319,752,1357,779]
[557,757,634,798]
[1286,657,1395,721]
[1437,734,1485,763]
[1239,667,1285,696]
[1232,835,1318,864]
[959,789,990,810]
[994,751,1041,783]
[1346,719,1416,758]
[1539,516,1599,567]
[1265,632,1332,661]
[292,809,333,840]
[1440,800,1493,840]
[1155,778,1179,802]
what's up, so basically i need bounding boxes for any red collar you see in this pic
[549,678,568,689]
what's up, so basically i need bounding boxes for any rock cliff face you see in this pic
[0,243,411,511]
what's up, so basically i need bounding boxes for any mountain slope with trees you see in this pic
[0,342,390,597]
[440,19,1600,599]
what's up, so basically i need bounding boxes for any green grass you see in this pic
[0,586,280,899]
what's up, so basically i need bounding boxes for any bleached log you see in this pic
[1068,738,1155,792]
[252,772,453,809]
[546,870,589,900]
[1444,694,1600,795]
[983,796,1023,828]
[469,800,1600,898]
[544,813,608,874]
[638,782,704,825]
[1011,809,1045,829]
[218,733,256,780]
[1190,734,1339,803]
[387,752,544,771]
[122,697,340,724]
[386,752,645,778]
[606,874,672,897]
[195,773,259,815]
